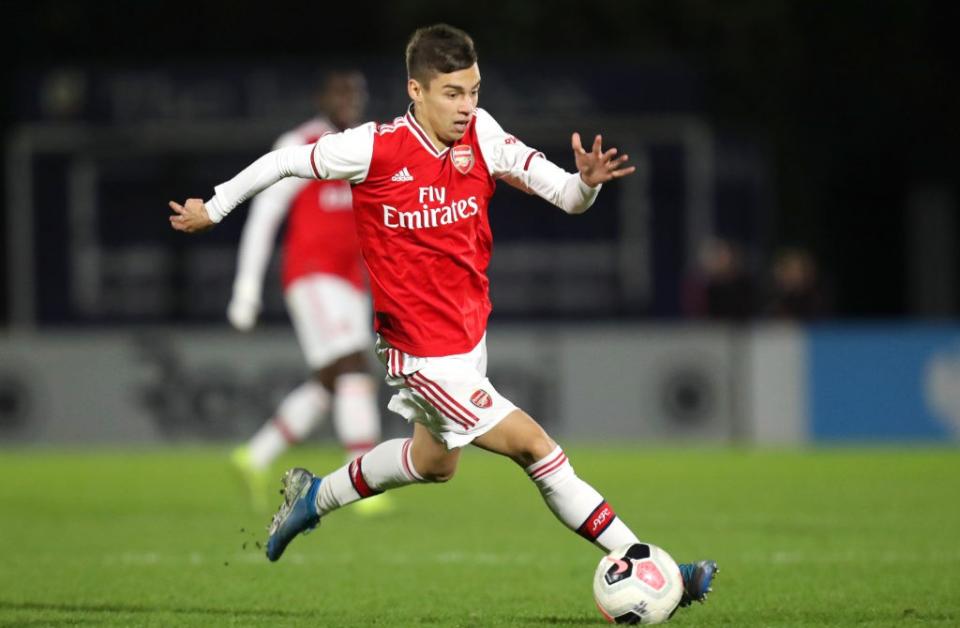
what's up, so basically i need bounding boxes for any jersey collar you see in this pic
[404,104,451,159]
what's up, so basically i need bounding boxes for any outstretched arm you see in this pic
[168,122,375,234]
[519,133,634,215]
[169,144,316,234]
[473,109,635,215]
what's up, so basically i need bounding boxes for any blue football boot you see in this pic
[265,468,322,562]
[677,560,718,607]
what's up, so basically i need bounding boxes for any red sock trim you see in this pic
[577,500,617,541]
[400,438,422,481]
[528,450,568,480]
[347,456,382,498]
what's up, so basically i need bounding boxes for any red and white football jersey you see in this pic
[232,118,364,297]
[283,177,363,290]
[348,110,499,356]
[211,107,600,357]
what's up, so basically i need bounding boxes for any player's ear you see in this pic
[407,78,423,103]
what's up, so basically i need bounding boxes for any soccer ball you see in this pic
[593,543,684,624]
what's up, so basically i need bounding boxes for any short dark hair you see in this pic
[405,24,477,85]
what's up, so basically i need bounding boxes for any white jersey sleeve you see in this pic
[230,130,313,307]
[473,108,600,215]
[205,122,376,223]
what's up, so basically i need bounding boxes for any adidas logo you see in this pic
[391,167,414,182]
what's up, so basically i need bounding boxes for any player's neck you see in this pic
[411,105,451,152]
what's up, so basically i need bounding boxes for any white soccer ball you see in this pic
[593,542,684,624]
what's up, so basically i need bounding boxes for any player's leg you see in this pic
[266,423,456,561]
[472,410,639,552]
[266,336,467,560]
[295,421,455,517]
[472,410,717,605]
[315,421,457,514]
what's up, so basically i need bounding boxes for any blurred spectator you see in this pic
[683,238,758,321]
[764,247,833,320]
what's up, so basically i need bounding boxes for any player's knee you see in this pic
[420,465,457,483]
[520,432,558,467]
[423,470,455,483]
[417,459,458,483]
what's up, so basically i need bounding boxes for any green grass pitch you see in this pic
[1,446,958,626]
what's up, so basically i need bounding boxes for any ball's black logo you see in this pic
[604,557,633,585]
[603,543,653,586]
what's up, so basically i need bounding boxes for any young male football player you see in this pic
[227,71,388,514]
[170,24,716,609]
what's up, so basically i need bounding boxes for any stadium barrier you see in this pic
[806,324,960,440]
[1,324,958,444]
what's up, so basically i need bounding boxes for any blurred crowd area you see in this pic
[3,1,959,327]
[3,3,960,447]
[683,240,832,322]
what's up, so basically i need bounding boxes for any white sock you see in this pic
[526,446,639,552]
[315,437,423,516]
[247,381,329,469]
[333,373,382,462]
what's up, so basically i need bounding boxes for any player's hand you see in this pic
[572,133,636,187]
[169,198,214,233]
[227,295,260,332]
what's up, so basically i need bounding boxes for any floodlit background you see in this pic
[1,4,959,626]
[4,1,960,445]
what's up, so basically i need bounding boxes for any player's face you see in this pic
[409,63,481,147]
[322,72,369,130]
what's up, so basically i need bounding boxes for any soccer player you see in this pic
[226,71,388,514]
[170,24,717,610]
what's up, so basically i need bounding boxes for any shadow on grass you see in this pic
[0,600,313,620]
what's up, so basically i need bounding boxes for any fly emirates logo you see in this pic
[383,186,479,230]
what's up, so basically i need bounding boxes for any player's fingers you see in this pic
[610,166,637,178]
[611,154,630,167]
[169,201,185,214]
[571,132,586,155]
[602,147,618,161]
[592,134,603,155]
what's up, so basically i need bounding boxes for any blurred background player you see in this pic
[228,71,388,514]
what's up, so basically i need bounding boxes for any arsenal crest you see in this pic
[451,145,475,175]
[470,389,492,409]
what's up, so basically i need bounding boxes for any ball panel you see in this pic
[614,610,643,624]
[624,543,651,560]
